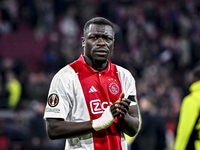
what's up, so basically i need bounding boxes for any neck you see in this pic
[84,55,108,72]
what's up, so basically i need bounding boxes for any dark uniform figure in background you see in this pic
[175,66,200,150]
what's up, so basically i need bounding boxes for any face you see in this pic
[139,97,151,112]
[82,24,114,66]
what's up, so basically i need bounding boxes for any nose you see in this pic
[97,38,106,46]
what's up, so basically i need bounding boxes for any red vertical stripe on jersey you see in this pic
[70,55,123,150]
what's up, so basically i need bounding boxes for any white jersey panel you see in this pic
[116,65,137,106]
[44,65,94,150]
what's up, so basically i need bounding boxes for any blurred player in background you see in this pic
[175,66,200,150]
[131,95,166,150]
[43,17,141,150]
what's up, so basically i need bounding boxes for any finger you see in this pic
[119,101,130,110]
[118,114,123,119]
[122,98,131,104]
[112,101,129,118]
[119,92,125,101]
[114,102,129,114]
[116,109,125,119]
[113,112,121,118]
[116,100,120,103]
[111,103,122,116]
[111,108,121,118]
[110,103,116,112]
[110,104,120,118]
[121,98,131,107]
[115,92,125,104]
[116,108,126,116]
[118,107,128,115]
[111,111,118,118]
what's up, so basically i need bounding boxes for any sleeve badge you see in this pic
[48,93,59,107]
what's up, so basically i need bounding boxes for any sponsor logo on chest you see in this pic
[90,99,113,114]
[87,78,121,115]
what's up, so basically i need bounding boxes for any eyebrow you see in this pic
[88,32,114,37]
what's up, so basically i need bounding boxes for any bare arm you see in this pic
[46,118,95,140]
[110,93,140,137]
[46,93,140,140]
[118,105,140,136]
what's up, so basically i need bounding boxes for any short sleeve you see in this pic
[116,66,137,106]
[43,67,72,121]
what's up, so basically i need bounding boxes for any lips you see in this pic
[95,51,108,56]
[94,48,108,56]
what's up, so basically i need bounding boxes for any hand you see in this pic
[110,92,131,119]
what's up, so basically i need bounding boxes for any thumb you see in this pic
[116,92,125,103]
[119,92,125,101]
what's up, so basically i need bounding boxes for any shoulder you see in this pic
[51,65,77,83]
[182,94,199,108]
[116,65,131,74]
[116,65,135,80]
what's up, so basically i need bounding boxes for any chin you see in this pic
[93,58,107,65]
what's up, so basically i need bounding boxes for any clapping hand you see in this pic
[110,92,131,119]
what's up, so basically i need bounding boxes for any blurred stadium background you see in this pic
[0,0,200,149]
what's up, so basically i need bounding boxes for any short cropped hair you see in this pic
[192,66,200,80]
[83,17,114,36]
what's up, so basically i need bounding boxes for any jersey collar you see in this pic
[79,54,111,73]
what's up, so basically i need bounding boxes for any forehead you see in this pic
[86,24,114,36]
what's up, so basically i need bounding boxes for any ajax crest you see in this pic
[109,82,119,95]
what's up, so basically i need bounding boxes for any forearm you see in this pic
[46,106,114,139]
[111,93,140,136]
[46,118,94,140]
[118,113,140,137]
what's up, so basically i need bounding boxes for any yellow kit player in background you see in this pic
[175,66,200,150]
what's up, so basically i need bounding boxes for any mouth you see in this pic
[94,49,108,56]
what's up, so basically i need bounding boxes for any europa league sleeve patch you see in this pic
[48,93,59,107]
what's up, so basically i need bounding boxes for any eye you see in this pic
[108,37,113,41]
[89,35,98,40]
[105,36,113,42]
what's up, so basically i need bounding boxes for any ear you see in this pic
[82,37,85,47]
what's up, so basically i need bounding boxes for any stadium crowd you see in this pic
[0,0,200,149]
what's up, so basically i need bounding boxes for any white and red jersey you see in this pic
[44,54,137,150]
